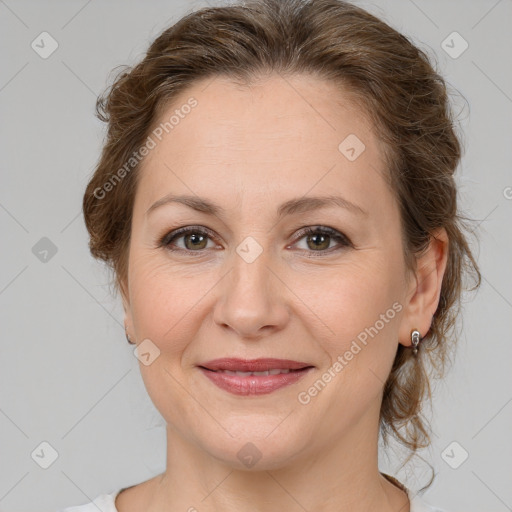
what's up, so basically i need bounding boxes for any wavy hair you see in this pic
[83,0,481,488]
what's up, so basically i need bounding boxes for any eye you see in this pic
[158,225,352,256]
[159,226,218,253]
[290,226,352,256]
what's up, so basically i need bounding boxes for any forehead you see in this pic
[159,73,375,150]
[136,73,391,217]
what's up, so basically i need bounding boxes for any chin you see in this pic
[195,422,311,472]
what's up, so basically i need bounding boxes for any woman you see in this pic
[60,0,481,510]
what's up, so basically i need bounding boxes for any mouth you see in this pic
[197,358,315,396]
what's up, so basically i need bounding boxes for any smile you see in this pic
[197,358,315,396]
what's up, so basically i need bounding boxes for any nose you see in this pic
[212,247,290,340]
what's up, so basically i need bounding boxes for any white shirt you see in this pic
[58,485,450,512]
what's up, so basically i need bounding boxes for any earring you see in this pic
[410,329,421,356]
[125,329,135,345]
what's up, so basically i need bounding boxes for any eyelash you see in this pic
[158,225,352,258]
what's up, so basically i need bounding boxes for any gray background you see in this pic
[1,0,511,511]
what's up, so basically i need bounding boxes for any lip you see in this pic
[197,358,315,396]
[199,358,313,372]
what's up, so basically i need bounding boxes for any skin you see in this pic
[117,73,449,512]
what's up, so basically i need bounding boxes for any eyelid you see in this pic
[291,226,351,245]
[159,224,352,255]
[288,226,352,256]
[159,225,220,249]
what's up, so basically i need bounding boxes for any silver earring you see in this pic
[411,329,421,356]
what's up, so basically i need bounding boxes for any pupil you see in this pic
[187,233,205,248]
[309,233,329,250]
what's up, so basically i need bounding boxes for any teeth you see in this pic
[269,368,290,375]
[217,369,292,376]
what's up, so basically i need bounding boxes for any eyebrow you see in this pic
[145,193,367,218]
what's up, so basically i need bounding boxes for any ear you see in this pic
[398,227,449,347]
[119,277,133,333]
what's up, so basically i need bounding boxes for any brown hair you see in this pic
[83,0,481,485]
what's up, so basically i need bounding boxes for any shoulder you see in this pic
[57,489,121,512]
[58,484,451,512]
[382,473,451,512]
[408,490,452,512]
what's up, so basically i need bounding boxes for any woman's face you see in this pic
[122,74,418,469]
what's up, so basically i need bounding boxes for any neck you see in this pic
[143,403,410,512]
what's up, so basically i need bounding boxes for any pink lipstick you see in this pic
[197,358,314,396]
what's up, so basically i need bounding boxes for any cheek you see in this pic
[127,258,209,430]
[129,262,179,338]
[127,253,221,353]
[294,255,402,350]
[295,258,405,413]
[293,259,404,426]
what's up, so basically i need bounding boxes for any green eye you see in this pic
[161,226,216,252]
[159,225,352,257]
[292,226,351,256]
